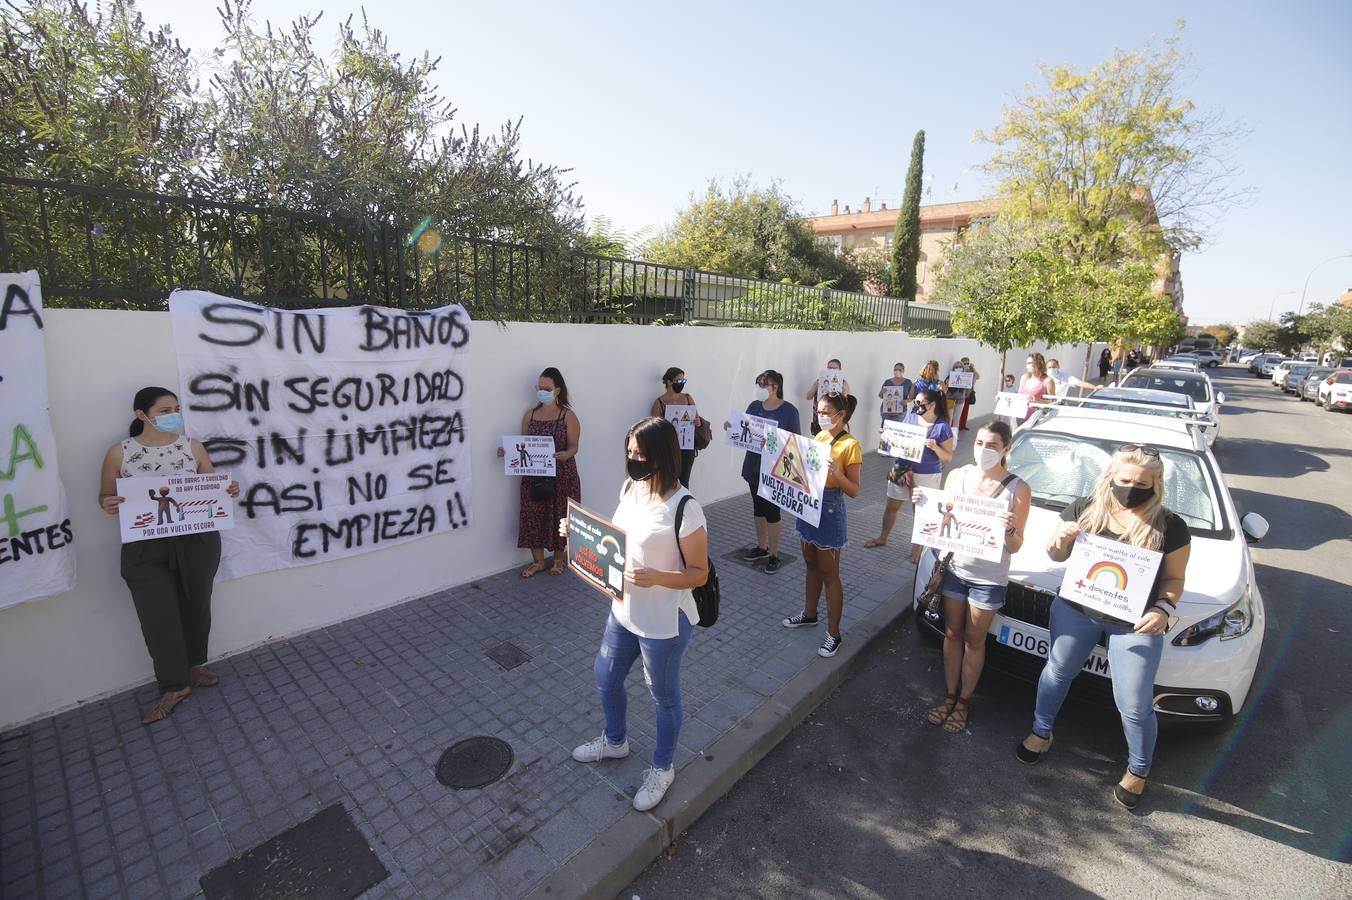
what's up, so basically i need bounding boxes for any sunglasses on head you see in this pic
[1117,443,1160,458]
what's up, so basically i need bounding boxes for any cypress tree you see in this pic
[890,129,925,299]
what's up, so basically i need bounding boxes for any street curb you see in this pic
[525,583,916,900]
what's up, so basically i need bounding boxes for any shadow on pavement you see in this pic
[1214,440,1331,478]
[1227,487,1352,551]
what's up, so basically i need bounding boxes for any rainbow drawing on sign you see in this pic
[1086,561,1129,590]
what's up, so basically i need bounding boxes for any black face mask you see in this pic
[671,379,687,392]
[626,457,653,481]
[913,402,929,415]
[1111,482,1153,509]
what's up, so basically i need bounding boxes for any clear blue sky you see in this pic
[135,0,1352,326]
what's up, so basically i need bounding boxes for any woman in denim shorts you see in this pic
[919,421,1031,734]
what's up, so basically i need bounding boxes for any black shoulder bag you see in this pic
[674,494,719,627]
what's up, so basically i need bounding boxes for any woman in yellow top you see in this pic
[782,392,862,658]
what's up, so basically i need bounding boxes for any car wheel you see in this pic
[1325,396,1334,411]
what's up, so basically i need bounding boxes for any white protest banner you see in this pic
[879,419,927,463]
[881,385,907,416]
[116,473,234,544]
[169,291,471,579]
[0,272,76,608]
[817,369,846,397]
[993,392,1030,419]
[501,435,556,477]
[663,404,697,451]
[757,428,829,526]
[1059,532,1162,623]
[911,488,1006,562]
[724,410,774,453]
[947,370,975,390]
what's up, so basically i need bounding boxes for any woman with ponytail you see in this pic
[781,392,861,659]
[98,387,239,724]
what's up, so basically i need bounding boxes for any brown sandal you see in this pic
[926,693,958,726]
[142,687,190,725]
[549,556,566,576]
[190,666,219,687]
[863,537,887,549]
[520,561,547,579]
[943,697,972,734]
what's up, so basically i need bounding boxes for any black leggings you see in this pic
[748,481,781,523]
[679,449,696,488]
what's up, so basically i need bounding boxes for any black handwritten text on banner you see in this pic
[0,272,76,608]
[168,292,473,579]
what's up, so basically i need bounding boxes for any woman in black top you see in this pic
[1015,444,1191,810]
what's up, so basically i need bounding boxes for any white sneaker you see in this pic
[572,736,630,763]
[633,766,675,811]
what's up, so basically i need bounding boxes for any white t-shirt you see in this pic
[610,482,706,639]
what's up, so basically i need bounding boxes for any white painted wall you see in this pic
[0,309,1099,728]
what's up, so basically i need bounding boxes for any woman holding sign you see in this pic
[572,417,708,813]
[1016,444,1191,811]
[878,363,913,424]
[650,366,703,488]
[512,367,582,578]
[730,370,800,575]
[782,393,862,658]
[920,421,1031,734]
[864,388,954,555]
[98,386,239,724]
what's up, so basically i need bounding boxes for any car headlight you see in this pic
[1172,586,1255,646]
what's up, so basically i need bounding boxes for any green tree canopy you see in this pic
[1242,320,1294,353]
[646,176,864,290]
[1201,323,1238,347]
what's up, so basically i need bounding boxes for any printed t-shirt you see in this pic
[740,400,801,483]
[610,483,706,639]
[814,430,862,490]
[880,378,913,421]
[913,377,943,397]
[1060,497,1191,612]
[905,413,953,474]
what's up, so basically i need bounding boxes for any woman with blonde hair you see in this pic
[912,360,943,398]
[1016,444,1191,811]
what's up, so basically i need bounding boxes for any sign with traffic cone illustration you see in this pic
[757,427,829,526]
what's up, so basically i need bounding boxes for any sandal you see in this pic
[863,537,887,549]
[142,687,190,725]
[1016,732,1053,765]
[926,693,958,726]
[189,665,219,687]
[943,697,972,734]
[520,561,547,579]
[1114,771,1148,810]
[549,557,566,576]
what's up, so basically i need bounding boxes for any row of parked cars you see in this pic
[1242,351,1352,411]
[914,357,1267,730]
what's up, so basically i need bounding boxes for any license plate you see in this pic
[996,619,1111,677]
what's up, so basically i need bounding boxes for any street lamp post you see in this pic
[1267,290,1296,321]
[1297,253,1352,318]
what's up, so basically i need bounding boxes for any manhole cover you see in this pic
[486,641,532,671]
[435,737,513,789]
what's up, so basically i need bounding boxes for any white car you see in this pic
[913,401,1269,727]
[1155,357,1203,373]
[1318,371,1352,412]
[1119,368,1223,446]
[1271,360,1303,386]
[1239,351,1264,365]
[1260,357,1290,378]
[1190,350,1223,368]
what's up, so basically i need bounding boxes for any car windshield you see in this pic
[1287,365,1313,378]
[1008,431,1225,534]
[1119,373,1212,403]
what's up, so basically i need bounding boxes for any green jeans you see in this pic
[121,532,221,692]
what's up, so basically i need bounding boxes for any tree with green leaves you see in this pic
[1202,323,1238,348]
[889,130,924,298]
[1242,320,1293,354]
[646,176,863,289]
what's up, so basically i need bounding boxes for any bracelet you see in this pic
[1151,599,1177,614]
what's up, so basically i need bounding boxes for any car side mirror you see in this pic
[1216,391,1226,404]
[1241,512,1269,544]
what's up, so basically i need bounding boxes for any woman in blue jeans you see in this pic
[572,417,709,812]
[1016,444,1191,810]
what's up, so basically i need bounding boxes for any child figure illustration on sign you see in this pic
[150,485,182,525]
[939,500,958,538]
[739,419,751,443]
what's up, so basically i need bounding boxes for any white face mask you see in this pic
[974,445,1002,470]
[1048,367,1060,377]
[1026,363,1036,373]
[754,385,770,402]
[817,414,836,431]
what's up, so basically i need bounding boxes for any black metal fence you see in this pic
[0,176,952,334]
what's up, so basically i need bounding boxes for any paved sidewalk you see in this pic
[0,445,941,899]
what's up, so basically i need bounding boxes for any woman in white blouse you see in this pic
[572,417,709,813]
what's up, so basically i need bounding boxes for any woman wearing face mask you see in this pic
[782,392,862,659]
[1018,352,1056,421]
[918,421,1030,734]
[866,388,954,554]
[1016,445,1190,811]
[949,357,980,432]
[878,362,913,424]
[98,387,240,724]
[507,367,581,578]
[572,417,708,814]
[725,370,800,574]
[804,358,851,406]
[650,366,702,488]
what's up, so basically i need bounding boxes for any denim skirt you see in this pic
[796,487,847,550]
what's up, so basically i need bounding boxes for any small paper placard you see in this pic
[947,370,975,390]
[879,419,928,462]
[910,488,1006,562]
[663,404,697,451]
[994,392,1030,419]
[881,385,907,416]
[116,473,234,544]
[502,435,556,477]
[725,410,775,453]
[1059,532,1163,623]
[817,369,846,397]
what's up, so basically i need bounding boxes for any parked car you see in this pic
[1298,367,1335,402]
[1300,354,1320,363]
[1155,357,1204,373]
[1318,371,1352,411]
[913,400,1268,727]
[1281,363,1315,393]
[1118,368,1222,445]
[1084,386,1196,417]
[1250,354,1285,376]
[1239,351,1265,366]
[1270,359,1301,386]
[1190,349,1223,367]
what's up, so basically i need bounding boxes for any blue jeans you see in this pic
[594,611,693,769]
[1032,598,1164,777]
